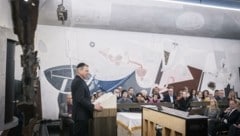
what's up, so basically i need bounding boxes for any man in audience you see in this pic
[117,90,132,104]
[117,90,132,112]
[113,88,121,100]
[217,90,227,103]
[163,86,176,103]
[135,92,145,103]
[214,90,220,100]
[175,91,191,111]
[228,114,240,136]
[59,94,74,136]
[217,99,240,134]
[128,87,136,102]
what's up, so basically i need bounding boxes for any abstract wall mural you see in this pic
[31,25,240,119]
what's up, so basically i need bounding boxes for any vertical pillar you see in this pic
[5,39,16,124]
[0,36,7,130]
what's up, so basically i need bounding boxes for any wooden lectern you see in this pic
[90,93,117,136]
[89,109,117,136]
[142,106,208,136]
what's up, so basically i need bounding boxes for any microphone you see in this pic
[87,74,96,86]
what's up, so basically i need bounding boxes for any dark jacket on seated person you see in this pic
[59,103,73,118]
[228,115,240,136]
[175,97,191,111]
[59,102,74,136]
[219,108,240,128]
[163,94,176,103]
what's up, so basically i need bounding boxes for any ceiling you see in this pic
[38,0,240,39]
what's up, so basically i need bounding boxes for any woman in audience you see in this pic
[151,86,160,97]
[190,89,198,102]
[202,90,210,102]
[227,90,237,101]
[148,94,161,104]
[204,99,220,136]
[196,91,203,102]
[204,99,220,119]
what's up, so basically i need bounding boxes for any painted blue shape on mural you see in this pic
[94,72,134,92]
[44,65,75,92]
[44,65,147,94]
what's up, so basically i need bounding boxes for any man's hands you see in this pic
[94,103,103,112]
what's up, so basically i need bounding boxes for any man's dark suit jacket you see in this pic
[220,109,240,127]
[71,75,94,121]
[163,94,176,103]
[228,115,240,136]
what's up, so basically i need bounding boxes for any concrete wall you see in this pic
[0,0,13,28]
[0,27,17,131]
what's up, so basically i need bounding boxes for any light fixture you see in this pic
[57,0,67,25]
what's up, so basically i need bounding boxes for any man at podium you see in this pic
[71,63,103,136]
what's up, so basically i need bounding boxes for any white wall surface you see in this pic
[0,0,13,28]
[13,25,240,119]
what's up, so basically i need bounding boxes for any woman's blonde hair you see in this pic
[209,98,219,110]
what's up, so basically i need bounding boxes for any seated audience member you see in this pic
[202,90,210,102]
[217,89,227,103]
[214,90,220,101]
[163,86,176,103]
[118,86,123,92]
[196,91,203,102]
[176,90,183,101]
[141,89,150,103]
[205,99,220,119]
[117,90,132,112]
[134,92,145,103]
[190,89,198,102]
[183,86,190,98]
[148,94,161,104]
[113,88,121,100]
[152,86,160,93]
[217,99,240,133]
[59,94,74,136]
[151,86,160,97]
[175,91,191,111]
[128,87,136,102]
[228,115,240,136]
[227,90,237,101]
[204,99,220,136]
[117,90,132,104]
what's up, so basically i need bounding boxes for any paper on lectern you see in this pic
[93,93,116,108]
